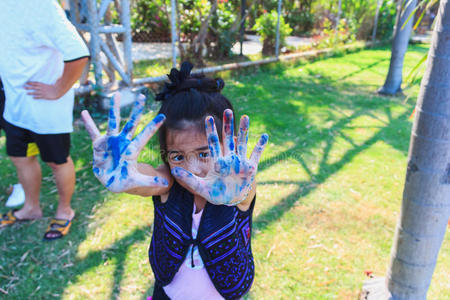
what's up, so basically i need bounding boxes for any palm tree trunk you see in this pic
[378,0,417,95]
[362,1,450,299]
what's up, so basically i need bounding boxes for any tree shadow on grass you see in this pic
[228,58,413,232]
[0,125,158,299]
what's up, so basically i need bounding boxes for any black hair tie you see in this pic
[155,61,225,101]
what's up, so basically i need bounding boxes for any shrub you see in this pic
[131,0,171,41]
[208,0,239,59]
[315,18,356,49]
[252,10,293,55]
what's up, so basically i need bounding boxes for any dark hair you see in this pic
[155,62,235,162]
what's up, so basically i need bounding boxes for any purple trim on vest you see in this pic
[205,223,237,249]
[202,211,238,244]
[155,206,164,218]
[163,221,183,242]
[165,245,183,260]
[165,215,190,240]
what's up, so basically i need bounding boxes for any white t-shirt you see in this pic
[164,203,224,300]
[0,0,89,134]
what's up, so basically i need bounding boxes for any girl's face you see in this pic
[166,123,214,184]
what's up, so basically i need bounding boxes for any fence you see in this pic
[66,0,388,97]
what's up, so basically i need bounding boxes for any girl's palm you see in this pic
[172,109,268,205]
[81,93,167,192]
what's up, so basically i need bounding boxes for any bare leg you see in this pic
[10,156,42,219]
[47,156,75,221]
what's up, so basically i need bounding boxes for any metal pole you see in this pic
[335,0,342,44]
[121,0,133,84]
[275,0,282,57]
[171,0,177,67]
[87,0,103,90]
[372,0,383,44]
[240,0,246,56]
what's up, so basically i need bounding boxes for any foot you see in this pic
[54,207,75,221]
[44,208,75,239]
[13,206,42,220]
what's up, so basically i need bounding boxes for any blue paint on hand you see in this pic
[106,176,115,187]
[155,177,169,186]
[93,167,100,175]
[153,114,165,124]
[107,136,131,170]
[216,159,231,176]
[232,156,241,174]
[211,179,226,199]
[208,135,220,155]
[108,99,117,130]
[121,165,128,180]
[260,134,269,145]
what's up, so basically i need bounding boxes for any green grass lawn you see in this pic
[1,44,448,299]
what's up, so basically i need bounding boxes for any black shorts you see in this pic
[0,78,5,131]
[3,120,71,164]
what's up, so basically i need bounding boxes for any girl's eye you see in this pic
[199,152,209,159]
[170,154,184,162]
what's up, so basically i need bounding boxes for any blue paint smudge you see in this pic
[208,117,215,128]
[107,136,131,170]
[155,177,169,186]
[93,167,100,175]
[108,100,117,130]
[120,163,128,180]
[228,139,234,152]
[106,176,115,187]
[216,159,230,176]
[232,156,240,174]
[208,135,220,155]
[260,134,269,145]
[153,114,165,124]
[211,180,226,199]
[122,122,133,135]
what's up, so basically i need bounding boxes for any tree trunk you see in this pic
[362,1,450,299]
[378,0,417,95]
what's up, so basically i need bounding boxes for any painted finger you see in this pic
[130,113,165,152]
[222,109,235,156]
[107,93,121,136]
[81,110,101,141]
[171,167,208,198]
[122,94,146,139]
[237,115,249,159]
[205,116,222,159]
[249,133,269,166]
[132,172,169,188]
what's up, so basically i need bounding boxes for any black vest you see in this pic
[149,182,255,299]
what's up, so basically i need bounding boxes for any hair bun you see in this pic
[155,61,224,101]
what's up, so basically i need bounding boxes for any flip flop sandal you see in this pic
[0,209,33,227]
[43,217,73,240]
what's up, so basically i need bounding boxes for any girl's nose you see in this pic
[186,155,208,177]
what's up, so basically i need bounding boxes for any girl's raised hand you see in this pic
[171,109,268,206]
[81,93,168,193]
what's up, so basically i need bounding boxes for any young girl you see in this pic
[81,62,268,300]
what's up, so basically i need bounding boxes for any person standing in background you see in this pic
[0,0,90,240]
[0,78,38,208]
